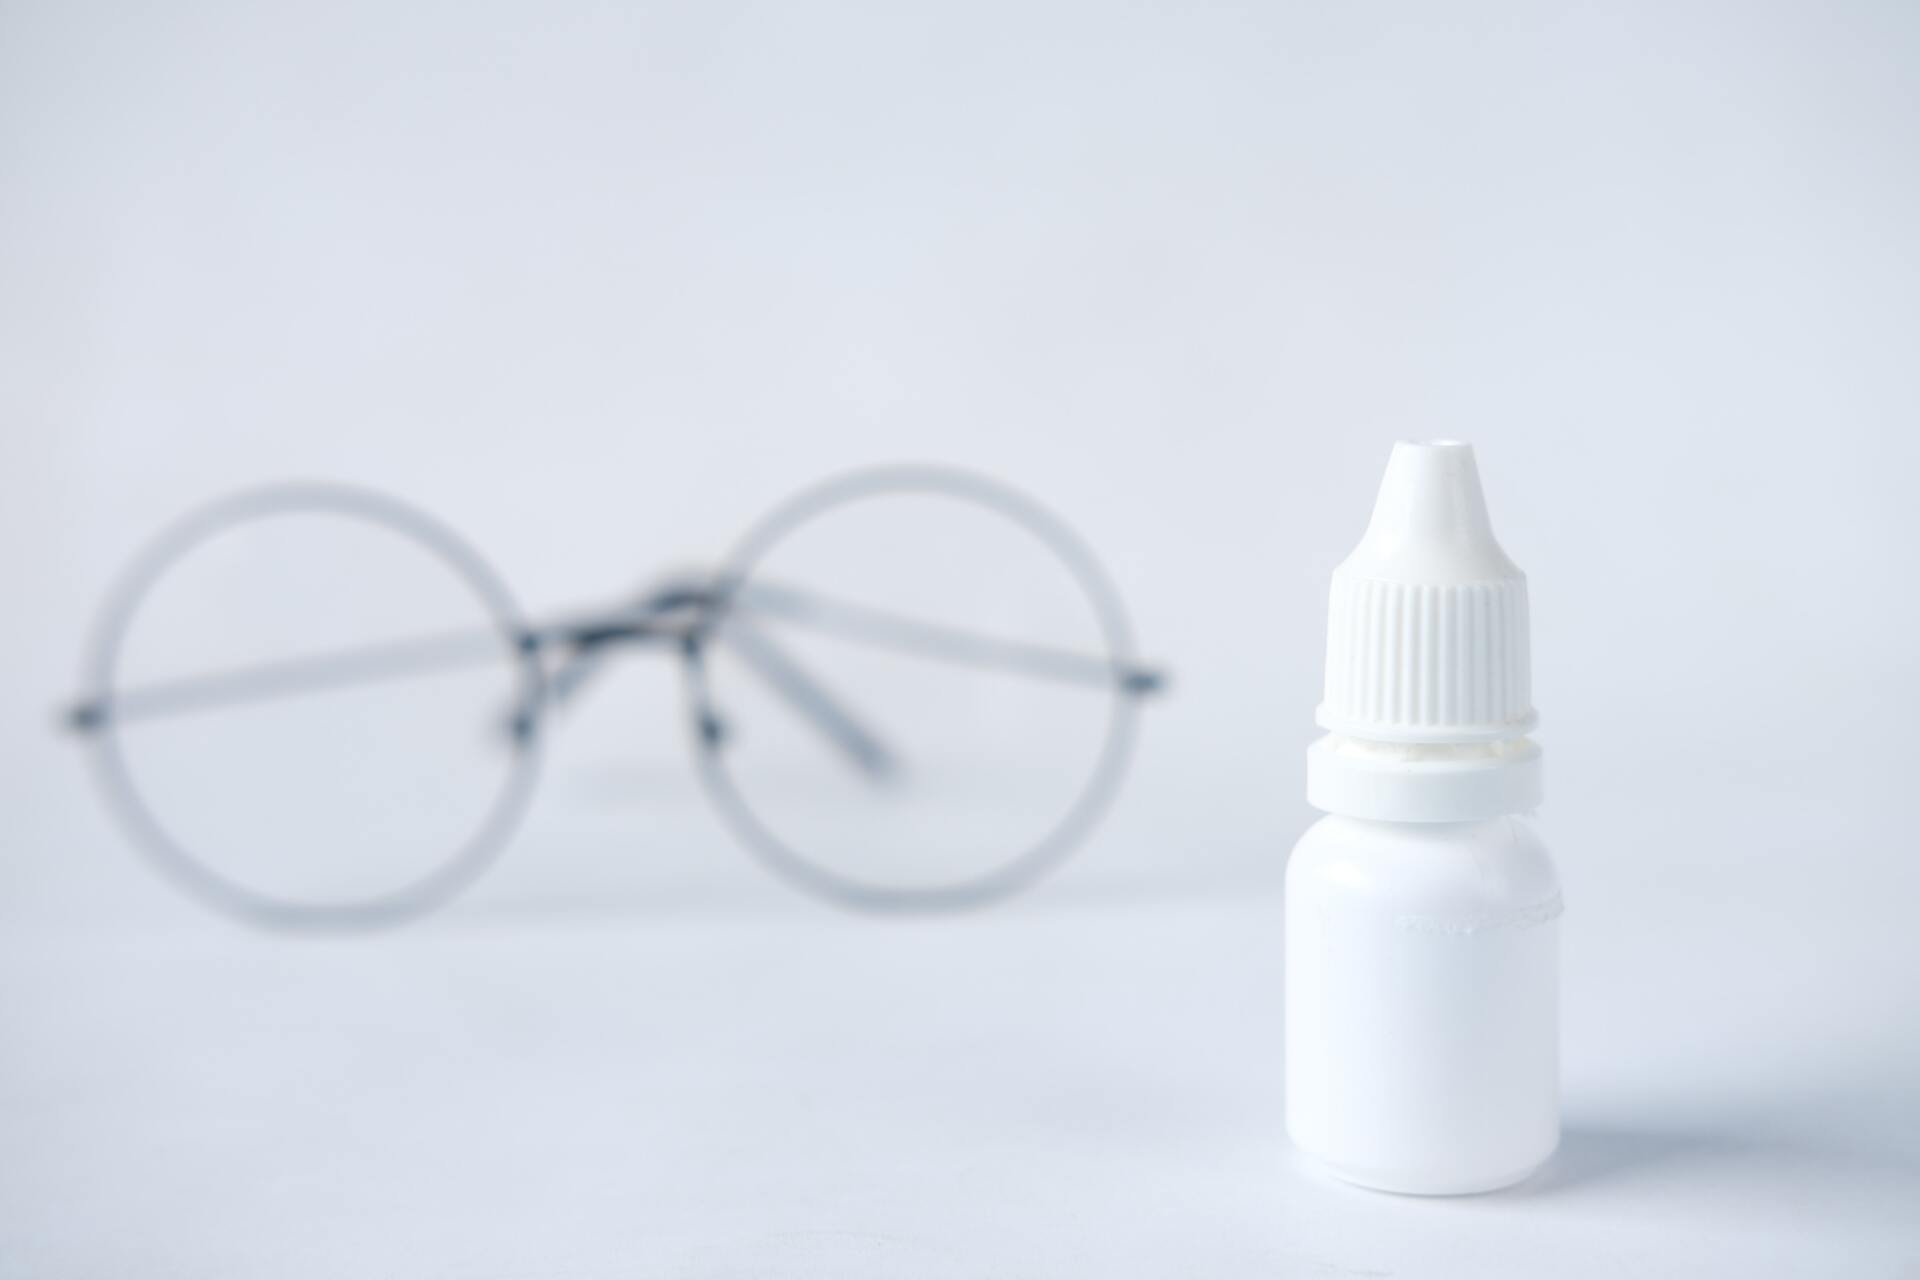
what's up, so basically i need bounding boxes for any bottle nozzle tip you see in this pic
[1351,438,1516,583]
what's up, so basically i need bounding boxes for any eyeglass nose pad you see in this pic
[678,633,730,753]
[697,705,731,751]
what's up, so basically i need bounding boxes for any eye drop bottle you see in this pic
[1285,440,1560,1195]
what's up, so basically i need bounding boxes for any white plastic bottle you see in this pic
[1285,440,1561,1195]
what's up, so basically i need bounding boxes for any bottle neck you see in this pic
[1306,733,1541,823]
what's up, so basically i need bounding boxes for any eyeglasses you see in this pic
[63,465,1167,929]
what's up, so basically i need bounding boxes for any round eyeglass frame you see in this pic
[77,466,1147,928]
[79,484,547,930]
[686,464,1144,914]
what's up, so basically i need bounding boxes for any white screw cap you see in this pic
[1318,440,1535,744]
[1308,441,1541,822]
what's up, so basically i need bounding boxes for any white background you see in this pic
[3,1,1918,1275]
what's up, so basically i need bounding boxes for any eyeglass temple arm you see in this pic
[63,629,531,734]
[729,579,1170,697]
[58,601,686,738]
[675,579,1168,783]
[705,615,897,778]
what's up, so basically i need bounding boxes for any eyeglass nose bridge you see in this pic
[504,574,728,734]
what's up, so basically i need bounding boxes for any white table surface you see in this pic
[5,758,1917,1280]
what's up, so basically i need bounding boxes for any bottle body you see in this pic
[1285,813,1561,1194]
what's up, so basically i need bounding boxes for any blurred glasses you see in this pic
[64,466,1167,928]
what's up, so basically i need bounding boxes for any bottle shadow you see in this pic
[1515,1125,1719,1194]
[1505,1117,1920,1212]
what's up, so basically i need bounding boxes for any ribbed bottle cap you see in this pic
[1317,440,1535,745]
[1308,441,1540,822]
